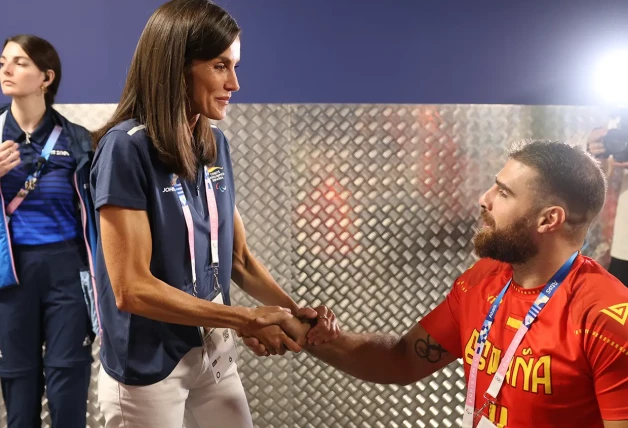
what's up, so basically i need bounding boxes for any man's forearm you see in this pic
[305,331,417,385]
[304,323,457,386]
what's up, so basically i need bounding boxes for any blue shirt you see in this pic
[90,119,236,386]
[1,108,80,245]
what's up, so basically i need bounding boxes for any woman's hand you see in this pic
[0,140,20,178]
[238,309,312,356]
[238,306,308,355]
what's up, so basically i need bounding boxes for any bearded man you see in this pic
[246,140,628,428]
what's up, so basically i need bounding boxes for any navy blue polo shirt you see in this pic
[90,119,236,386]
[1,108,80,245]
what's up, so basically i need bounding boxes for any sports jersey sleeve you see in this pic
[419,272,464,358]
[576,274,628,420]
[91,130,149,211]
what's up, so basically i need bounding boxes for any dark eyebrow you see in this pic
[0,56,29,61]
[214,56,233,63]
[213,56,240,65]
[496,178,515,196]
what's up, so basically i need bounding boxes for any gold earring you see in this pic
[41,85,48,94]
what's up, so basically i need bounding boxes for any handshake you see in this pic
[235,305,339,357]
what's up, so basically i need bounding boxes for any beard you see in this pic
[472,209,539,264]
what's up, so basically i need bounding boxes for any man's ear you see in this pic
[537,205,566,234]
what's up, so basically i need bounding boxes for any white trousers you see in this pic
[97,347,254,428]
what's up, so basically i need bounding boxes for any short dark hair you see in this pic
[508,139,607,232]
[4,34,61,106]
[93,0,241,180]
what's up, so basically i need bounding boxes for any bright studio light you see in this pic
[594,50,628,105]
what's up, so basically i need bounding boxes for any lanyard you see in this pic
[461,251,578,427]
[0,111,63,221]
[171,166,220,297]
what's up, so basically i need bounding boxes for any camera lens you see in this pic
[603,128,628,161]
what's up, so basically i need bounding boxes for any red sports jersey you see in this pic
[420,255,628,427]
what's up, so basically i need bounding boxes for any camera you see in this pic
[602,114,628,162]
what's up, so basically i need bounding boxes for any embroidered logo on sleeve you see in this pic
[600,303,628,326]
[207,166,227,192]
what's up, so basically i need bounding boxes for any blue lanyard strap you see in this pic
[463,251,579,427]
[478,251,578,346]
[1,110,63,219]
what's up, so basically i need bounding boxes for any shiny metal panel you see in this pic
[0,103,611,427]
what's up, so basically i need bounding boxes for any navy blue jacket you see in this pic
[0,104,100,335]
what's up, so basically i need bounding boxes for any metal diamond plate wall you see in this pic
[0,103,613,428]
[219,104,298,428]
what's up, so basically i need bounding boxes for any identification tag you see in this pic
[201,292,238,384]
[476,416,497,428]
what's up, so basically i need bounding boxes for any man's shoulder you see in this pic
[569,256,628,331]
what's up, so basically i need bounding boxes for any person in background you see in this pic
[588,124,628,287]
[0,34,98,428]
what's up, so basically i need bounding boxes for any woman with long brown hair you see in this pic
[91,1,338,426]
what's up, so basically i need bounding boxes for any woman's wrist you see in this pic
[202,302,253,332]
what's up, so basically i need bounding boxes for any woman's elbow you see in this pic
[113,287,134,312]
[111,277,142,313]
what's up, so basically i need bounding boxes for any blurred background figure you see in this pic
[587,110,628,287]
